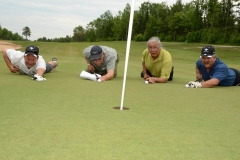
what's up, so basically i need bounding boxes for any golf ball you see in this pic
[185,84,189,88]
[145,81,149,84]
[97,79,102,82]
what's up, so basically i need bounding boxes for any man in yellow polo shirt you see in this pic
[141,37,174,83]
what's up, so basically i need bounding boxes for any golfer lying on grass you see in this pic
[3,45,58,81]
[83,45,119,82]
[141,37,174,84]
[187,45,240,88]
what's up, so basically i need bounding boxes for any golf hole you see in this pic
[113,106,129,110]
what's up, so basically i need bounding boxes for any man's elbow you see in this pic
[3,48,8,55]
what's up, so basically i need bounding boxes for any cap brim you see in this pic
[201,54,213,57]
[24,52,38,57]
[90,54,102,60]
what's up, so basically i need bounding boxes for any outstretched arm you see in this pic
[99,70,114,81]
[36,68,46,76]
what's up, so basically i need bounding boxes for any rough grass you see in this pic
[0,41,240,159]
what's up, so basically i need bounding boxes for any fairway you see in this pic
[1,41,240,159]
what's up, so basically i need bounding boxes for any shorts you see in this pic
[230,68,240,86]
[45,63,53,74]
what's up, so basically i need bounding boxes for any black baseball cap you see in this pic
[201,45,215,57]
[90,45,102,60]
[25,45,39,57]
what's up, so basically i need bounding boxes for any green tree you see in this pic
[143,2,170,40]
[219,0,235,43]
[120,3,131,40]
[135,2,151,35]
[85,22,97,42]
[22,26,31,40]
[168,12,186,41]
[2,28,9,40]
[12,33,23,40]
[100,10,114,40]
[72,25,85,42]
[112,11,123,41]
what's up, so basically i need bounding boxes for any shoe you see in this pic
[52,57,58,70]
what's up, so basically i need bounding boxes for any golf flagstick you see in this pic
[119,0,135,110]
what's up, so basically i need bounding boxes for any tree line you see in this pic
[0,25,31,41]
[1,0,240,45]
[39,0,240,45]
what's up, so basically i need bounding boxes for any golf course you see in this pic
[1,40,240,159]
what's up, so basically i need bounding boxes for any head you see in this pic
[147,37,162,59]
[200,45,217,69]
[24,45,39,68]
[90,45,104,66]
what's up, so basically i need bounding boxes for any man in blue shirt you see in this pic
[187,45,240,88]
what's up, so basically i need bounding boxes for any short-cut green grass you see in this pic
[0,41,240,159]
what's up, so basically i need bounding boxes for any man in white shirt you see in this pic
[3,45,58,81]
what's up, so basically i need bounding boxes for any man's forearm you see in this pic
[36,68,46,76]
[142,62,147,74]
[152,77,168,83]
[3,51,13,69]
[101,70,114,81]
[201,78,219,88]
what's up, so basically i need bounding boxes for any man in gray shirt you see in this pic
[83,45,119,82]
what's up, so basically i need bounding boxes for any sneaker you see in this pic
[52,57,58,70]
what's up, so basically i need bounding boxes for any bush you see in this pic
[164,35,173,42]
[186,31,202,43]
[176,35,186,42]
[230,33,240,45]
[134,34,145,42]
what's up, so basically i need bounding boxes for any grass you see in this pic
[0,41,240,159]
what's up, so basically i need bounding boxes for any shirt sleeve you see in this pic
[142,49,148,62]
[160,51,172,79]
[160,61,172,79]
[211,67,228,82]
[36,56,46,70]
[6,49,24,64]
[106,56,116,71]
[83,46,92,59]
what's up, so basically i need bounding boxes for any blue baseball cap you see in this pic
[90,45,102,60]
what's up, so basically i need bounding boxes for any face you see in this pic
[24,54,38,68]
[201,56,216,69]
[93,53,103,66]
[148,41,160,59]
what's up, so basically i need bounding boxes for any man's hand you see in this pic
[33,74,46,81]
[144,73,149,79]
[11,65,20,73]
[187,81,202,88]
[196,74,202,81]
[88,64,95,72]
[146,77,155,84]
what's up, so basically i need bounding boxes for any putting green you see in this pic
[0,41,240,159]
